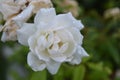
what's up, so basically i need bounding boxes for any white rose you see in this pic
[17,8,88,74]
[0,0,27,20]
[0,0,53,42]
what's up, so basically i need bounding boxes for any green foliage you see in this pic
[30,70,47,80]
[0,0,120,80]
[73,65,86,80]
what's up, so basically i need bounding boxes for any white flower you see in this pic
[1,5,34,42]
[0,0,27,20]
[104,7,120,19]
[29,0,53,13]
[0,0,53,42]
[17,8,88,74]
[55,0,80,17]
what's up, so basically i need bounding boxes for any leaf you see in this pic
[82,55,92,63]
[30,70,46,80]
[87,62,103,71]
[104,67,112,75]
[88,70,110,80]
[73,65,86,80]
[53,66,64,80]
[106,41,120,66]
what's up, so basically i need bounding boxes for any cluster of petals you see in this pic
[17,8,89,74]
[0,0,52,41]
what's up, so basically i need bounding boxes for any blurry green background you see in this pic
[0,0,120,80]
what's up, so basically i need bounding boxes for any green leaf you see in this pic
[87,62,103,71]
[104,67,112,75]
[106,41,120,66]
[30,70,46,80]
[53,66,64,80]
[73,65,86,80]
[82,55,92,63]
[88,70,110,80]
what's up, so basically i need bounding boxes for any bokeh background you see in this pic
[0,0,120,80]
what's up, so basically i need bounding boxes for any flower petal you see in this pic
[59,42,69,53]
[13,5,34,22]
[27,52,46,71]
[70,45,89,64]
[28,35,37,52]
[56,29,76,57]
[69,27,83,45]
[46,60,61,74]
[77,45,89,57]
[29,0,53,13]
[1,31,17,42]
[0,1,20,20]
[34,8,56,26]
[70,52,82,65]
[0,0,4,2]
[37,35,47,49]
[48,49,67,62]
[35,47,50,61]
[17,23,36,46]
[1,20,19,42]
[52,13,84,30]
[14,0,27,6]
[70,53,82,65]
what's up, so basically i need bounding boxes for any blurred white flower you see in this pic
[54,0,80,17]
[104,7,120,19]
[0,0,27,20]
[28,0,53,13]
[0,0,53,42]
[17,8,88,74]
[0,0,52,20]
[1,5,34,41]
[63,0,79,17]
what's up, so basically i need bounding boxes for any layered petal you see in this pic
[46,59,61,74]
[13,5,34,22]
[56,29,76,57]
[48,30,76,62]
[16,8,88,75]
[17,23,36,46]
[0,1,21,20]
[35,47,50,61]
[27,52,46,71]
[70,52,82,65]
[77,45,89,57]
[14,0,27,6]
[52,13,84,30]
[1,31,17,42]
[69,27,83,45]
[29,0,53,13]
[28,35,37,52]
[34,8,56,26]
[0,0,4,2]
[1,20,19,42]
[70,45,89,64]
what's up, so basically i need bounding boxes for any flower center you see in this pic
[37,31,68,54]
